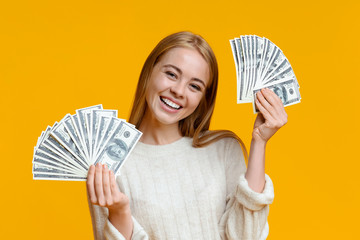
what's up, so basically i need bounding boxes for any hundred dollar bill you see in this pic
[50,114,89,168]
[86,112,92,160]
[91,109,118,162]
[241,36,250,100]
[94,116,121,162]
[230,39,240,101]
[70,114,88,159]
[32,161,86,181]
[32,162,78,176]
[94,120,142,175]
[259,38,277,81]
[33,172,86,181]
[33,145,85,176]
[35,126,52,151]
[261,46,279,83]
[263,65,298,88]
[64,114,88,160]
[254,36,264,84]
[44,133,88,172]
[252,77,301,113]
[251,36,257,97]
[229,39,239,79]
[235,38,248,102]
[76,104,103,160]
[33,123,84,174]
[261,49,287,84]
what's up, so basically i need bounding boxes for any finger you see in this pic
[256,90,276,119]
[263,88,288,121]
[87,165,97,204]
[109,170,120,199]
[264,88,283,106]
[257,90,273,109]
[95,163,105,206]
[261,88,283,111]
[255,95,275,123]
[263,88,287,115]
[260,88,286,120]
[257,92,288,129]
[102,164,112,206]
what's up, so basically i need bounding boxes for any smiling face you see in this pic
[144,47,210,127]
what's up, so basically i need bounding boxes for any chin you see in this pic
[156,114,181,126]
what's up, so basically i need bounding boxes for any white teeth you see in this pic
[161,97,181,109]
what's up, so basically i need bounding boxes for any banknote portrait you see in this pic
[273,86,287,104]
[106,138,128,162]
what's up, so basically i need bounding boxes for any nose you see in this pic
[170,80,186,98]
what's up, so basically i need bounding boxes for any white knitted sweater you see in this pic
[88,137,274,240]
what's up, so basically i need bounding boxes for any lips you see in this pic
[160,97,182,110]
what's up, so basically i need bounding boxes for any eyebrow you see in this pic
[163,64,206,88]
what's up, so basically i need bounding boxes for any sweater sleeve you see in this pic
[218,139,275,240]
[87,194,149,240]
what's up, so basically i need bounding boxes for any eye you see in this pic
[165,71,177,79]
[190,83,201,91]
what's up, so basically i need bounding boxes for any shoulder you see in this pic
[201,130,243,151]
[197,135,243,163]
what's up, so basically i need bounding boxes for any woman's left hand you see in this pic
[252,88,288,143]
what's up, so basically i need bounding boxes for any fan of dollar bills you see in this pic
[230,35,301,113]
[32,105,142,181]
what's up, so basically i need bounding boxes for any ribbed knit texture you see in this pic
[88,137,274,240]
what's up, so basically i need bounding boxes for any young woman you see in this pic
[86,31,287,240]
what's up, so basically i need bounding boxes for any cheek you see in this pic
[188,94,204,111]
[146,77,168,98]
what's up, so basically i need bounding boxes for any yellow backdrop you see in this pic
[1,0,359,239]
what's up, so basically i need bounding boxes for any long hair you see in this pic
[128,31,248,160]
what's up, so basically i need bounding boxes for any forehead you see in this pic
[157,47,210,85]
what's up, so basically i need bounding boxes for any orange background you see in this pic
[1,0,359,239]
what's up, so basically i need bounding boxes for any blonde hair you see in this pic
[128,31,248,160]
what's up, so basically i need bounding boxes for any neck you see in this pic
[138,112,182,145]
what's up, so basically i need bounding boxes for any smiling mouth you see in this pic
[160,97,182,110]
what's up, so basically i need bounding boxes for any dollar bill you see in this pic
[252,77,301,113]
[235,38,248,102]
[248,36,255,98]
[32,162,79,176]
[44,134,88,172]
[33,105,142,181]
[94,121,142,175]
[63,114,87,160]
[94,116,118,161]
[92,110,118,158]
[261,49,287,84]
[50,114,88,167]
[255,36,264,85]
[242,36,250,100]
[230,35,301,112]
[75,104,103,160]
[33,145,85,176]
[230,39,240,101]
[33,125,78,173]
[33,173,86,181]
[263,64,297,87]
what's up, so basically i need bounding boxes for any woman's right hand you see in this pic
[87,163,133,239]
[87,163,130,215]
